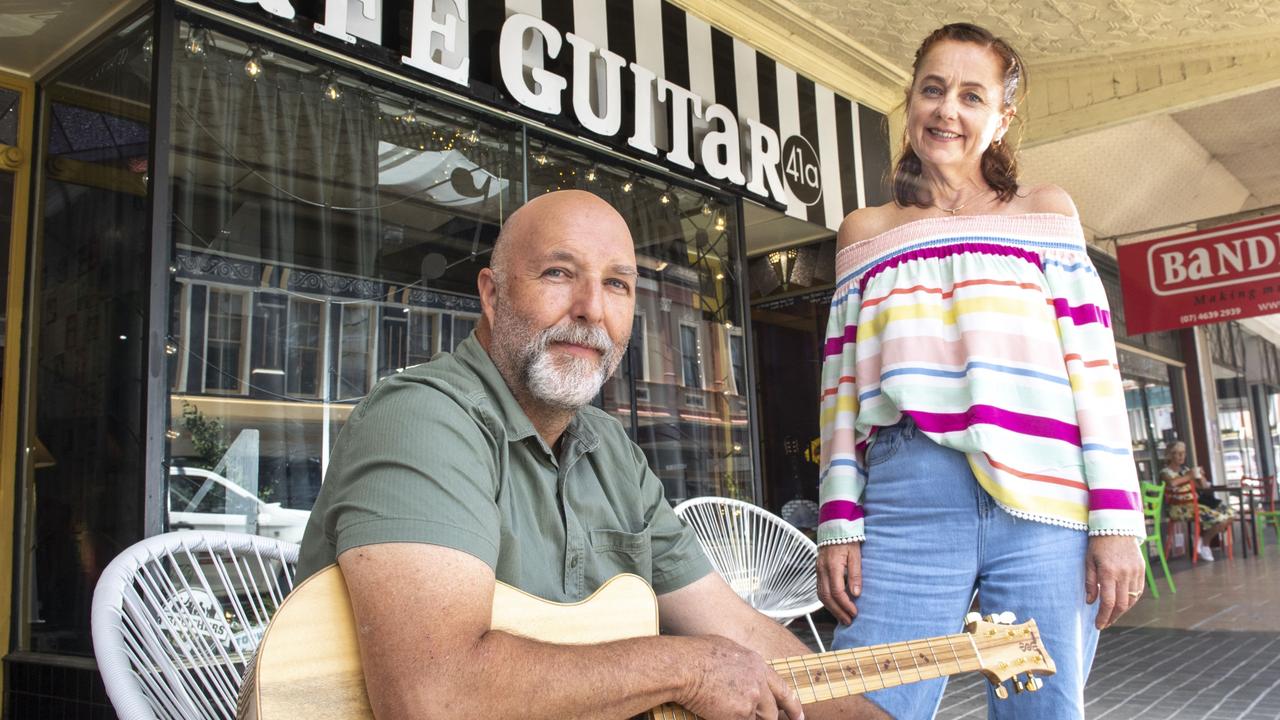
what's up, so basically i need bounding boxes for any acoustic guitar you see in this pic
[238,566,1054,719]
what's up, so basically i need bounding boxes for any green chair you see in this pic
[1255,476,1279,556]
[1141,482,1175,598]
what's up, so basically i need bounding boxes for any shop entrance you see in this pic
[743,201,837,525]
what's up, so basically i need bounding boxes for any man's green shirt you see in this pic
[297,333,712,601]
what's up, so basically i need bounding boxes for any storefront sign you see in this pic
[1116,213,1280,334]
[206,0,891,229]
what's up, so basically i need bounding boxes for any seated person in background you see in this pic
[1160,441,1235,562]
[296,190,886,720]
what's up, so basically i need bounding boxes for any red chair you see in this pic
[1165,487,1235,564]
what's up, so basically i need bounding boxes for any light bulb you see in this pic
[323,73,341,101]
[622,180,633,193]
[244,47,264,79]
[185,27,210,57]
[401,105,418,124]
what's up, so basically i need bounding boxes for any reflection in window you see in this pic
[729,332,746,396]
[288,298,323,396]
[408,310,437,366]
[27,11,152,655]
[166,21,521,533]
[337,304,373,400]
[0,86,18,146]
[680,325,702,389]
[205,288,247,392]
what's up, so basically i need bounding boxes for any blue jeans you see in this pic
[831,417,1099,719]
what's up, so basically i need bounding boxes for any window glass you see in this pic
[0,86,18,146]
[167,21,521,521]
[27,13,152,655]
[729,333,746,396]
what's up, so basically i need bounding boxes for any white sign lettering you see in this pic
[403,0,469,86]
[237,0,296,20]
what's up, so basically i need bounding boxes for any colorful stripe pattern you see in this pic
[818,213,1145,545]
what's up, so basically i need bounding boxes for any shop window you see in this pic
[25,10,153,655]
[165,20,522,541]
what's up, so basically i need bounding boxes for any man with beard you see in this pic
[296,191,884,720]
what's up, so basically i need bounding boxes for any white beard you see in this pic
[490,299,627,412]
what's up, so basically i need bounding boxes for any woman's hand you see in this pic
[816,542,862,625]
[1085,535,1145,629]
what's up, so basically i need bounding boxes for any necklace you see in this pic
[932,190,990,215]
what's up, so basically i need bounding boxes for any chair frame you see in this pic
[1140,482,1175,598]
[675,496,826,651]
[92,531,299,720]
[1253,475,1280,556]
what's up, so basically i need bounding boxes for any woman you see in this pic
[1161,441,1234,561]
[815,23,1146,719]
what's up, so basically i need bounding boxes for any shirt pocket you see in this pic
[589,525,653,583]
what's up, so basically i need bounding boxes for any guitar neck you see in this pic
[650,632,981,719]
[771,632,982,701]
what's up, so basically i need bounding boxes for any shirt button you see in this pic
[569,556,578,568]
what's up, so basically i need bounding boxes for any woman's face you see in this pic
[1170,445,1186,465]
[906,40,1014,173]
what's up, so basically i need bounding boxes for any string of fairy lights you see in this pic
[172,21,742,329]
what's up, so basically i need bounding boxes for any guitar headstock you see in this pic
[963,612,1056,699]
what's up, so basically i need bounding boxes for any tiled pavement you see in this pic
[798,535,1280,718]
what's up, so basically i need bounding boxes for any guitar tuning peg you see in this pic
[964,611,982,625]
[996,611,1017,624]
[1013,677,1026,694]
[1025,676,1043,692]
[994,684,1009,700]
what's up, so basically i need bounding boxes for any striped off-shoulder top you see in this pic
[817,213,1145,545]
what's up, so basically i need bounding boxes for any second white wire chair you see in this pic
[675,496,826,651]
[91,530,300,720]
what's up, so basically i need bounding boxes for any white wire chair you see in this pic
[674,496,826,651]
[91,531,300,720]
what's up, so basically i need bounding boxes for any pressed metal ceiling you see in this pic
[793,0,1280,64]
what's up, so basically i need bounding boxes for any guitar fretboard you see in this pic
[647,632,981,719]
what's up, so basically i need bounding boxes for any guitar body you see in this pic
[239,566,660,720]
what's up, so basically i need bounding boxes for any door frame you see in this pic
[0,70,36,692]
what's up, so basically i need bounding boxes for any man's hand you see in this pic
[1084,535,1145,629]
[676,636,804,720]
[816,542,862,626]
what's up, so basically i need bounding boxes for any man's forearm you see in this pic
[367,629,695,720]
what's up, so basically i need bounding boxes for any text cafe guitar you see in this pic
[238,567,1054,719]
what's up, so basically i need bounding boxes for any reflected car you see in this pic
[168,466,310,544]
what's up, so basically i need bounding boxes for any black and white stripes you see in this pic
[483,0,891,230]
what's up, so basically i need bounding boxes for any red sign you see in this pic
[1117,213,1280,334]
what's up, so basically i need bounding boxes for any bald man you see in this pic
[297,191,886,720]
